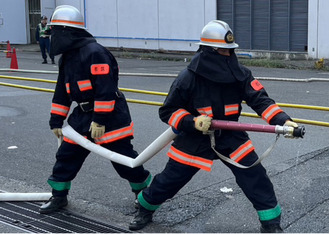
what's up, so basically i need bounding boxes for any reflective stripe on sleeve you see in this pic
[65,83,70,94]
[168,146,213,171]
[261,104,283,123]
[77,80,92,92]
[230,140,255,163]
[94,122,134,144]
[168,109,190,129]
[197,106,213,117]
[94,100,115,112]
[63,136,87,144]
[225,104,239,116]
[51,103,70,117]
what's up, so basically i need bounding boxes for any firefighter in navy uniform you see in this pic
[129,20,298,232]
[39,5,151,214]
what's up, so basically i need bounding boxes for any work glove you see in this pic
[89,121,105,139]
[194,115,212,132]
[283,120,298,138]
[52,128,63,138]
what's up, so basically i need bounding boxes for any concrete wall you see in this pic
[0,0,28,44]
[84,0,216,52]
[308,0,329,59]
[41,0,56,20]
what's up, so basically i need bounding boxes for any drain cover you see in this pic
[0,201,131,233]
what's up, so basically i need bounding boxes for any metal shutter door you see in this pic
[217,0,308,52]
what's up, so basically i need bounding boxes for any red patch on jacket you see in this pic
[91,64,110,75]
[251,80,264,91]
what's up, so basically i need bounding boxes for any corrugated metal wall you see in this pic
[217,0,308,52]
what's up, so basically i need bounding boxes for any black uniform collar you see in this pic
[187,46,246,83]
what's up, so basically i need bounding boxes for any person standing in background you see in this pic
[36,15,55,64]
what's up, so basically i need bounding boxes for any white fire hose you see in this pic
[62,125,177,168]
[0,192,52,202]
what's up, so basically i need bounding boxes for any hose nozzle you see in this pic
[276,125,306,138]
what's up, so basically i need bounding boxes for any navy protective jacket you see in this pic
[159,46,291,171]
[49,41,133,145]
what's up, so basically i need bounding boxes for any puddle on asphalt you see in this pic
[0,106,24,117]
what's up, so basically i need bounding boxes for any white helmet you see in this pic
[49,5,85,29]
[197,20,239,49]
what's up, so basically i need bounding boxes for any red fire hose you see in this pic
[210,120,305,138]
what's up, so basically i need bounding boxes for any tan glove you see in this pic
[52,128,63,138]
[89,121,105,139]
[284,120,298,128]
[194,115,212,132]
[284,120,298,138]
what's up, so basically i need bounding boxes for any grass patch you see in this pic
[239,59,287,68]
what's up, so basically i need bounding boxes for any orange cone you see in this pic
[6,40,12,58]
[10,48,18,69]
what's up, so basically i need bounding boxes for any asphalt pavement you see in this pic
[0,44,329,233]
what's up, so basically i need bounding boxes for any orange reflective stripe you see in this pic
[225,104,239,116]
[262,104,283,123]
[197,106,213,117]
[201,37,226,43]
[90,64,110,75]
[168,146,213,171]
[94,122,134,144]
[168,109,190,129]
[77,80,92,91]
[63,136,87,144]
[94,100,115,112]
[230,140,255,163]
[65,83,70,94]
[51,19,84,26]
[51,103,70,117]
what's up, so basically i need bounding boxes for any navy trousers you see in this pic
[39,37,54,61]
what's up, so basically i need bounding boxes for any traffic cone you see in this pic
[6,40,12,58]
[10,48,18,69]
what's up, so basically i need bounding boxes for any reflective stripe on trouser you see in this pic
[48,136,150,194]
[130,173,152,192]
[258,204,281,221]
[48,180,71,191]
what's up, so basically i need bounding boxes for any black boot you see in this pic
[42,59,47,64]
[39,196,68,214]
[51,59,55,64]
[129,206,153,231]
[260,223,284,233]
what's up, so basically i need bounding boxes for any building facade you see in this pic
[0,0,327,59]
